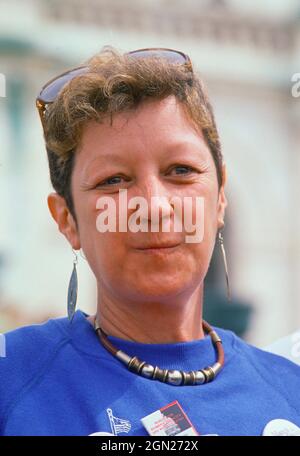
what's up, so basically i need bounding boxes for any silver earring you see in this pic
[218,228,231,301]
[67,248,78,322]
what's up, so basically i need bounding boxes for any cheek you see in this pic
[181,191,217,270]
[78,192,114,236]
[181,188,218,239]
[74,193,117,261]
[83,231,127,287]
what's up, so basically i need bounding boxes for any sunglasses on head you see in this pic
[36,47,193,129]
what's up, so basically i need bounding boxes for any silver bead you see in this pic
[166,370,183,385]
[210,331,222,344]
[116,350,132,365]
[211,362,222,376]
[140,363,155,378]
[194,370,205,384]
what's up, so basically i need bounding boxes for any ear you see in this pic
[217,163,228,230]
[47,192,81,250]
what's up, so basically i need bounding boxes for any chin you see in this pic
[123,274,192,301]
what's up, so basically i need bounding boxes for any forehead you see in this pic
[76,95,210,165]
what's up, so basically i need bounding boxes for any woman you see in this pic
[1,46,300,437]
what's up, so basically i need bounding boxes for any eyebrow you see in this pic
[84,139,208,171]
[82,154,129,178]
[166,139,209,156]
[86,153,130,165]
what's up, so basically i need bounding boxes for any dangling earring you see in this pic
[67,248,78,322]
[218,226,231,301]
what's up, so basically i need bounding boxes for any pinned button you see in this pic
[262,419,300,436]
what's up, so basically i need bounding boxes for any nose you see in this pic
[129,175,174,230]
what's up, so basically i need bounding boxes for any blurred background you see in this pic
[0,0,299,346]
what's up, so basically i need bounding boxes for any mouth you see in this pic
[135,243,181,254]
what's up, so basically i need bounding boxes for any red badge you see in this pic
[141,400,199,436]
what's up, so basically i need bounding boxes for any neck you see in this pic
[88,283,205,344]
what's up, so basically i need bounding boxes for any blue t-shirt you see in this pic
[1,309,300,436]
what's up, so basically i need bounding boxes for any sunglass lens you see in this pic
[39,66,88,104]
[127,49,188,66]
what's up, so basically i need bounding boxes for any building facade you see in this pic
[0,0,299,346]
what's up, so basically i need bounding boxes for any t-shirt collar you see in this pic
[62,309,236,372]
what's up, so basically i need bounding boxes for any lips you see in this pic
[136,243,180,250]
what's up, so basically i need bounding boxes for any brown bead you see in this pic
[202,366,215,383]
[152,366,158,379]
[137,361,147,374]
[128,356,143,373]
[152,367,168,382]
[188,370,197,385]
[162,369,169,382]
[182,371,196,386]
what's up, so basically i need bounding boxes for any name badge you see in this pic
[141,400,199,436]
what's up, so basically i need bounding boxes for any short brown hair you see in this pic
[43,46,223,222]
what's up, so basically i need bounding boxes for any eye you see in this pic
[168,165,198,176]
[96,174,129,187]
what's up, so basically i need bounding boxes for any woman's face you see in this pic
[55,95,227,303]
